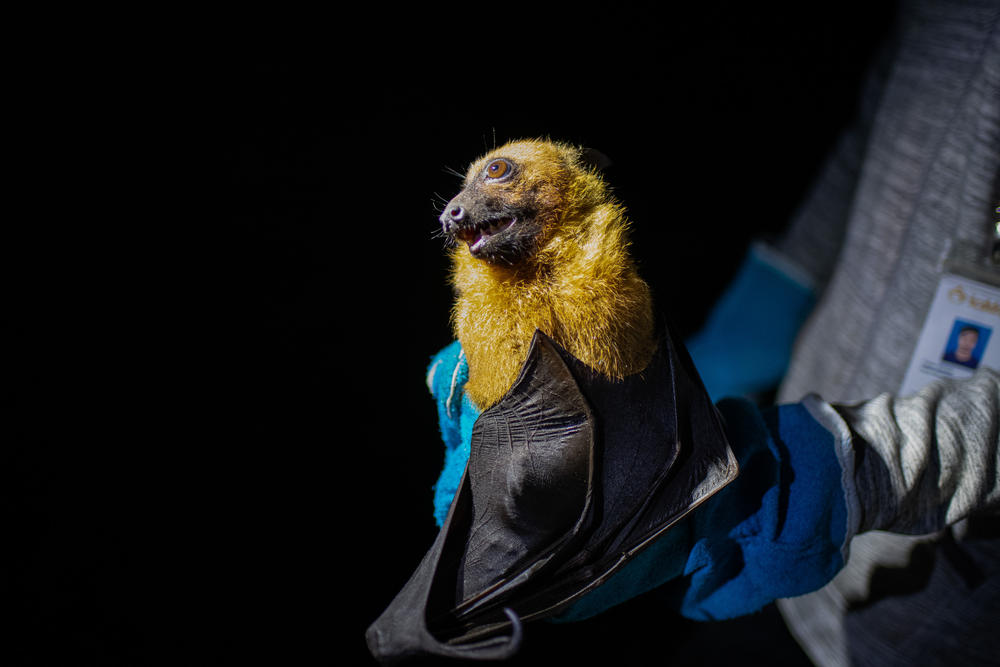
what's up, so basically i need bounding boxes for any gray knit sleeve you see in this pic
[825,368,1000,540]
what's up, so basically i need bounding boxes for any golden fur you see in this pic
[448,139,656,409]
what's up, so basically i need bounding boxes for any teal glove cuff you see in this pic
[686,243,817,402]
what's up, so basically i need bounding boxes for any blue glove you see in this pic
[686,243,816,402]
[427,346,849,622]
[555,397,848,622]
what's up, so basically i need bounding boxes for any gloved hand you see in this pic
[426,343,852,622]
[554,396,849,622]
[685,243,816,402]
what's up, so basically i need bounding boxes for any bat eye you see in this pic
[484,159,511,180]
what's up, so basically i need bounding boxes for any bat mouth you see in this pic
[455,215,518,256]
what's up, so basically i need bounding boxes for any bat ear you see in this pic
[579,147,613,171]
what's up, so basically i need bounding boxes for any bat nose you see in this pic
[440,203,466,233]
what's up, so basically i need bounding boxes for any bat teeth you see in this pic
[459,216,518,252]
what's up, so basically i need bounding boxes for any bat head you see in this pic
[439,139,609,266]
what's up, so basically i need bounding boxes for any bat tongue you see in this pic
[469,231,490,252]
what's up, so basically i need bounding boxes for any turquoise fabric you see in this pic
[426,341,481,527]
[685,245,816,402]
[426,345,848,621]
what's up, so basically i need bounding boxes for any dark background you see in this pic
[10,4,897,665]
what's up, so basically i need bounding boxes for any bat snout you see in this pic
[440,202,467,235]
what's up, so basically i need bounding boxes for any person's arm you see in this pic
[830,367,1000,538]
[424,338,1000,622]
[559,369,1000,622]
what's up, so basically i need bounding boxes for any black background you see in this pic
[11,4,897,665]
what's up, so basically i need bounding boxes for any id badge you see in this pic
[900,263,1000,397]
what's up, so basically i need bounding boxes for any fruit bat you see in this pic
[366,140,738,663]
